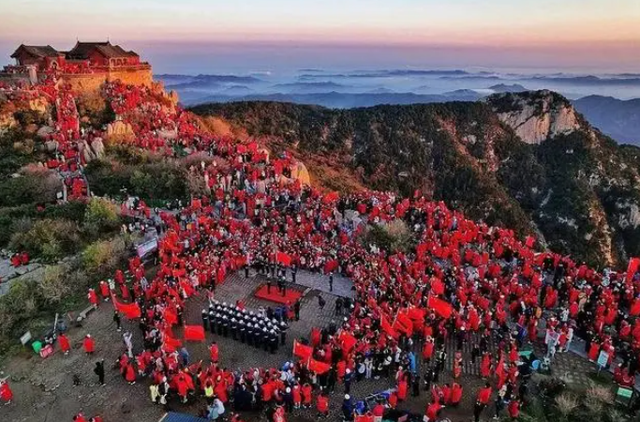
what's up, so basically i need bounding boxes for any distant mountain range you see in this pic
[183,91,484,108]
[573,95,640,145]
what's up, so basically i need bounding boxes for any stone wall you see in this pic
[62,67,153,94]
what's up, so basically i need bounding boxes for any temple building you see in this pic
[2,41,153,91]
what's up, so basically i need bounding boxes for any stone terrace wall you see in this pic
[62,67,153,93]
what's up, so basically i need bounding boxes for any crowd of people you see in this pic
[3,75,640,422]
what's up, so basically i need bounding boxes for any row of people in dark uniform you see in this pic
[202,300,289,354]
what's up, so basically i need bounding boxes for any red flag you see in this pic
[340,332,357,353]
[293,341,313,360]
[322,191,339,204]
[114,298,142,319]
[184,325,206,342]
[308,358,331,374]
[380,314,399,339]
[427,296,453,319]
[627,258,640,283]
[416,243,428,259]
[276,252,292,266]
[163,335,182,352]
[165,309,178,326]
[407,307,425,321]
[324,259,339,274]
[394,312,414,336]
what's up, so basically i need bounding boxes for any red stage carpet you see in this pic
[254,284,303,304]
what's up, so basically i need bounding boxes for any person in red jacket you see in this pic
[474,383,492,422]
[125,363,136,385]
[316,392,329,417]
[83,334,95,354]
[372,401,385,422]
[99,280,110,301]
[425,400,442,422]
[209,342,219,363]
[450,382,463,406]
[292,383,302,409]
[0,380,13,404]
[73,414,87,422]
[87,288,98,309]
[397,378,407,401]
[301,382,313,408]
[58,333,71,355]
[508,397,520,418]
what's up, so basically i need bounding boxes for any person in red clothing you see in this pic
[209,342,219,363]
[89,417,103,422]
[73,413,87,422]
[388,391,398,409]
[450,382,463,407]
[0,380,13,404]
[125,363,136,385]
[453,350,463,379]
[301,382,312,408]
[508,397,520,418]
[99,280,110,301]
[474,382,492,422]
[83,334,95,354]
[397,378,407,401]
[317,392,329,418]
[371,400,385,422]
[292,383,302,409]
[58,333,71,355]
[425,400,442,422]
[87,288,98,309]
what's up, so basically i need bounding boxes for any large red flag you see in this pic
[293,341,313,360]
[165,309,178,326]
[308,358,331,374]
[627,258,640,283]
[276,252,292,266]
[163,335,182,352]
[340,332,358,353]
[114,298,142,319]
[380,314,399,339]
[394,312,414,336]
[324,259,339,274]
[184,325,206,342]
[427,296,453,319]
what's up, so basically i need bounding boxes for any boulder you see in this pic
[290,161,311,185]
[106,120,134,138]
[36,125,55,138]
[91,138,105,159]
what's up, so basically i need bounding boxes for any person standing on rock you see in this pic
[94,360,105,386]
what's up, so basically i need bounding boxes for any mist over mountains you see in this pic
[157,69,640,146]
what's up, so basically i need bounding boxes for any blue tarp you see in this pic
[159,412,209,422]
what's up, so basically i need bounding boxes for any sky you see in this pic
[1,0,639,74]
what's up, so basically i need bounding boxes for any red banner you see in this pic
[324,259,339,274]
[114,298,141,319]
[276,252,292,266]
[427,296,453,319]
[380,314,399,339]
[293,341,314,360]
[340,332,358,353]
[308,358,331,374]
[184,325,206,342]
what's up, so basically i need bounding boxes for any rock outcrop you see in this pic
[488,90,580,144]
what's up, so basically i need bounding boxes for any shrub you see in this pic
[10,218,81,262]
[39,265,71,304]
[82,236,128,274]
[84,197,121,237]
[555,393,579,419]
[0,169,61,207]
[361,219,414,253]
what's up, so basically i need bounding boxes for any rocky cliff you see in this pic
[489,90,580,144]
[191,91,640,267]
